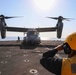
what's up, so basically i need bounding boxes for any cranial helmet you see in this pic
[64,32,76,50]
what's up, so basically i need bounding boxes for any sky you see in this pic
[0,0,76,40]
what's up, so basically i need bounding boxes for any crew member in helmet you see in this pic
[40,32,76,75]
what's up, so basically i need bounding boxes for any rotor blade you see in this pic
[46,16,74,21]
[5,16,22,19]
[65,19,70,21]
[63,18,74,21]
[46,17,58,20]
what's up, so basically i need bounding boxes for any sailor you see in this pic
[40,32,76,75]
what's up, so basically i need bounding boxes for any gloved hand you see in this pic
[54,44,63,51]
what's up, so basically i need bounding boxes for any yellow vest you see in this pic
[61,55,76,75]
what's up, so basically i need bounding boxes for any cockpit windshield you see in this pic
[27,30,39,36]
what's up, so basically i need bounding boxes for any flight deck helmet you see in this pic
[63,32,76,54]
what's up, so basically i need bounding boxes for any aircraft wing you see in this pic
[5,26,57,32]
[5,26,29,32]
[36,27,57,32]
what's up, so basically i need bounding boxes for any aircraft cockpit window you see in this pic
[27,31,37,36]
[34,32,37,35]
[27,31,38,36]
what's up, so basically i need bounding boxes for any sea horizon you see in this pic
[0,36,65,41]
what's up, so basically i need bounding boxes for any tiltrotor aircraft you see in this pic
[0,14,71,45]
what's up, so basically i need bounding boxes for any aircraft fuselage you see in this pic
[22,29,41,45]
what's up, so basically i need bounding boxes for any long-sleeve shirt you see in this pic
[40,49,62,75]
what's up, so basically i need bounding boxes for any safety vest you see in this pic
[61,55,76,75]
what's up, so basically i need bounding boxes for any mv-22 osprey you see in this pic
[0,14,71,45]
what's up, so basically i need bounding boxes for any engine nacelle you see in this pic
[57,23,63,39]
[1,27,6,39]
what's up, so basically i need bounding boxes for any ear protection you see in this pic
[63,43,72,54]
